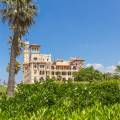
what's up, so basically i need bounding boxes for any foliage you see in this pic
[0,0,37,96]
[0,0,37,56]
[0,80,120,119]
[116,65,120,72]
[0,85,7,96]
[7,61,21,74]
[74,66,104,81]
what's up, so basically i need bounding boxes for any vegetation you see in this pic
[73,66,120,82]
[0,80,120,120]
[0,63,120,119]
[0,1,120,119]
[0,85,7,95]
[116,65,120,73]
[0,0,37,96]
[73,66,104,81]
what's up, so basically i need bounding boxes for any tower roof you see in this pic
[29,44,40,49]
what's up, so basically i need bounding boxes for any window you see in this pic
[34,70,37,74]
[39,71,44,75]
[73,66,76,70]
[34,77,37,83]
[56,72,60,75]
[68,72,71,75]
[51,66,54,69]
[34,64,37,68]
[40,65,44,68]
[46,71,50,75]
[33,57,37,61]
[62,72,66,75]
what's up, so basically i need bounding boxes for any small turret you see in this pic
[29,44,40,54]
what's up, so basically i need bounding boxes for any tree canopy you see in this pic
[73,66,104,81]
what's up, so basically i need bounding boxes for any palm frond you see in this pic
[0,0,37,56]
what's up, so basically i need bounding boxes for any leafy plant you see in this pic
[0,80,120,119]
[73,66,104,81]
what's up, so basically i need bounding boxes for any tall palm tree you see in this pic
[0,0,37,96]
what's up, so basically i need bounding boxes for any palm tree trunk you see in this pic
[7,44,16,97]
[7,0,19,97]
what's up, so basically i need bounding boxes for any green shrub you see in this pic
[0,80,120,119]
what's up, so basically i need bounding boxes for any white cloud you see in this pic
[105,66,116,73]
[86,63,116,73]
[86,63,104,70]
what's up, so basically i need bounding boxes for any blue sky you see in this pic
[0,0,120,82]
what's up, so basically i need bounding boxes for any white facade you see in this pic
[23,41,84,84]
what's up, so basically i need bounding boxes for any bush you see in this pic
[74,66,104,81]
[0,80,120,119]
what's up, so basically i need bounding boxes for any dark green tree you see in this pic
[116,65,120,73]
[73,66,104,81]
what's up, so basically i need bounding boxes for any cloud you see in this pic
[86,63,104,70]
[105,66,116,73]
[86,63,116,73]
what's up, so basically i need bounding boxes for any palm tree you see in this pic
[0,0,37,96]
[7,61,21,74]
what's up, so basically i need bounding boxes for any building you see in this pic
[23,41,84,84]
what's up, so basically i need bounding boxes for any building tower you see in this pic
[29,44,41,83]
[29,44,40,54]
[23,41,31,83]
[24,41,30,64]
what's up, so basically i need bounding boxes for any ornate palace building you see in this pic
[23,41,84,84]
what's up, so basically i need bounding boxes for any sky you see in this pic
[0,0,120,83]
